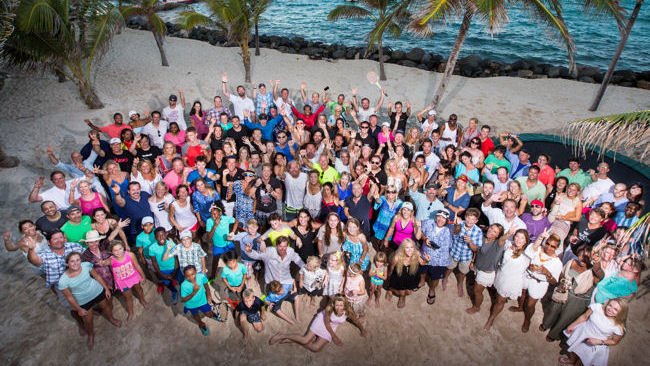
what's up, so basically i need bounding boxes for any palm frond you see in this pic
[176,10,213,30]
[148,13,166,35]
[327,5,374,21]
[119,5,145,19]
[85,4,123,76]
[15,0,62,33]
[474,0,509,34]
[387,20,402,38]
[576,0,626,32]
[563,110,650,161]
[408,0,462,37]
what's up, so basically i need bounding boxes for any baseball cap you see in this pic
[381,121,390,127]
[169,94,178,101]
[457,175,469,183]
[428,109,437,116]
[141,216,154,225]
[435,210,450,219]
[426,182,441,190]
[179,230,192,239]
[109,137,121,144]
[401,202,414,211]
[395,129,405,135]
[519,148,530,155]
[530,199,544,207]
[66,205,81,214]
[128,110,138,118]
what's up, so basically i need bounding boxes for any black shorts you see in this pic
[419,265,446,280]
[80,291,106,310]
[300,286,321,296]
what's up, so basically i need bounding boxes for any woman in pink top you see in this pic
[69,179,109,216]
[384,202,421,251]
[100,241,147,324]
[189,101,208,139]
[164,122,186,153]
[269,295,366,352]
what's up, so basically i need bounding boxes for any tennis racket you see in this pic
[366,71,387,96]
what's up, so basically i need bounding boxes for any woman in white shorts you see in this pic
[513,230,563,332]
[466,223,506,314]
[484,229,531,330]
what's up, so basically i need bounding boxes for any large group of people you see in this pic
[4,73,646,363]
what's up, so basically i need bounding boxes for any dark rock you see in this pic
[391,50,406,61]
[406,48,425,62]
[332,49,346,59]
[417,63,429,70]
[578,65,601,79]
[301,47,322,57]
[345,48,357,59]
[399,60,418,68]
[578,76,595,83]
[593,73,604,83]
[532,65,543,74]
[531,74,548,79]
[637,80,650,89]
[278,45,289,52]
[619,81,636,87]
[639,71,650,81]
[420,53,432,65]
[291,37,306,49]
[613,69,636,82]
[558,66,570,78]
[539,64,552,74]
[518,70,534,78]
[458,54,482,73]
[507,71,519,77]
[511,59,531,71]
[548,66,561,78]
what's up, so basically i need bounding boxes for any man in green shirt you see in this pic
[325,92,350,116]
[483,146,511,177]
[515,166,546,204]
[60,205,92,246]
[301,153,339,184]
[556,157,592,191]
[149,228,179,303]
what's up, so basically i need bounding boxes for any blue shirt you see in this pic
[221,262,247,287]
[506,149,530,179]
[192,190,220,222]
[411,190,444,221]
[187,169,217,189]
[123,191,152,234]
[243,115,283,141]
[275,142,297,162]
[450,222,483,262]
[445,187,470,221]
[421,220,454,267]
[181,272,209,308]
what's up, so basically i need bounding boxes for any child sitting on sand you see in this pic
[264,280,300,325]
[99,241,147,324]
[180,265,222,336]
[235,288,266,340]
[344,263,368,317]
[367,252,388,307]
[299,256,327,307]
[221,251,248,302]
[229,218,261,287]
[323,251,345,298]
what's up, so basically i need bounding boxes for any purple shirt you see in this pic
[520,213,550,242]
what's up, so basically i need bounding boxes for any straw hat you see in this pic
[80,230,106,242]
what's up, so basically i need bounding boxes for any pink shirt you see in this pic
[165,130,187,151]
[163,167,192,197]
[100,124,132,139]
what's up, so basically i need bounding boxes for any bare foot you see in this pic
[441,278,448,291]
[87,336,94,350]
[109,318,123,328]
[375,298,380,308]
[269,333,283,345]
[522,319,530,333]
[508,306,523,312]
[385,291,391,300]
[397,297,405,308]
[465,306,480,314]
[125,314,134,326]
[457,285,464,297]
[78,326,87,337]
[484,321,492,331]
[545,335,554,343]
[140,300,149,308]
[538,324,545,332]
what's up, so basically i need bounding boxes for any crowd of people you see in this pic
[3,73,646,363]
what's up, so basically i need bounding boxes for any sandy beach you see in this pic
[0,28,648,365]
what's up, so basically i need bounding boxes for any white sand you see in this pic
[0,28,648,365]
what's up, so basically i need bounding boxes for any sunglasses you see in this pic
[360,126,369,129]
[372,161,381,165]
[387,191,397,194]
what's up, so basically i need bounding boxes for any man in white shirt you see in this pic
[162,90,187,130]
[141,111,168,149]
[28,171,76,210]
[283,161,308,220]
[481,192,526,233]
[351,86,385,123]
[582,162,615,205]
[273,80,294,123]
[221,73,255,120]
[412,139,440,179]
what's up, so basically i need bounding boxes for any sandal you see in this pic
[426,294,436,305]
[558,356,575,365]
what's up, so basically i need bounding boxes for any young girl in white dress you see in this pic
[322,251,345,298]
[560,298,628,366]
[485,229,532,330]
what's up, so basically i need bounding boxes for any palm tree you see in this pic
[178,0,270,82]
[3,0,123,109]
[251,0,269,56]
[410,0,575,110]
[328,0,413,81]
[563,110,650,160]
[589,0,644,111]
[121,0,170,66]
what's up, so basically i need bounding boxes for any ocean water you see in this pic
[166,0,649,72]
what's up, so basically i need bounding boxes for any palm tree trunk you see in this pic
[589,0,643,112]
[77,79,104,109]
[0,145,19,168]
[255,21,260,56]
[242,46,251,82]
[430,9,474,110]
[153,31,169,67]
[378,38,386,81]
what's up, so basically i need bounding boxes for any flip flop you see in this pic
[426,294,436,305]
[200,325,210,336]
[558,356,575,365]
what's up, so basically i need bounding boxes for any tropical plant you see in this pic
[589,0,644,111]
[0,0,17,49]
[563,110,650,160]
[328,0,413,81]
[251,0,269,56]
[178,0,271,82]
[121,0,170,66]
[410,0,575,110]
[3,0,123,109]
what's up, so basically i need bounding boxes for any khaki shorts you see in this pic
[447,258,471,274]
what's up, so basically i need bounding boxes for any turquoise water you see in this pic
[170,0,649,72]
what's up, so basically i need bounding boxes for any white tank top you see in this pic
[172,197,198,229]
[441,122,458,147]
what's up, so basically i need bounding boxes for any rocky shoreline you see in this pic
[126,18,650,90]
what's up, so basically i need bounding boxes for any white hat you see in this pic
[128,110,138,118]
[179,230,192,239]
[401,202,414,211]
[80,230,106,242]
[428,109,437,116]
[141,216,154,225]
[381,121,390,128]
[109,137,121,144]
